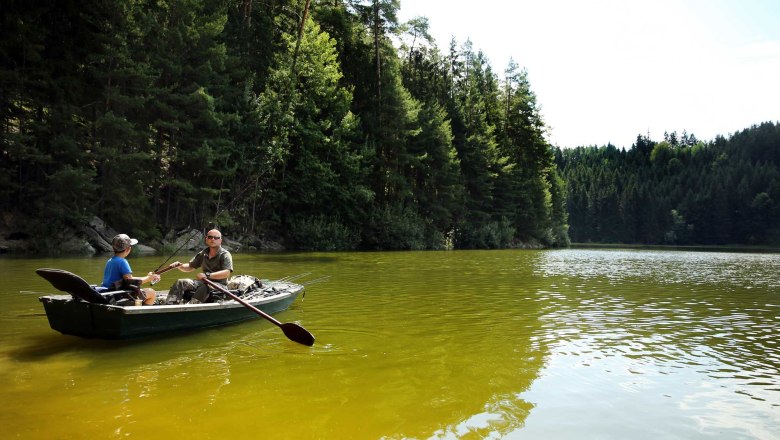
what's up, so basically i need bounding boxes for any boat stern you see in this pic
[39,295,101,337]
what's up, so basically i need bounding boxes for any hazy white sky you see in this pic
[397,0,780,149]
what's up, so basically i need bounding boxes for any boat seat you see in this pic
[36,268,111,304]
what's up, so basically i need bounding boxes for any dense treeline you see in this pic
[557,122,780,245]
[1,0,568,252]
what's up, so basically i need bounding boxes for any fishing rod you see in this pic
[276,272,312,283]
[151,232,199,273]
[149,261,183,286]
[150,169,270,275]
[300,275,331,286]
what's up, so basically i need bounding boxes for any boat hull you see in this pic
[38,283,304,339]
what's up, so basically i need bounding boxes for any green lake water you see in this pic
[1,249,778,439]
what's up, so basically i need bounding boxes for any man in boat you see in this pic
[103,234,160,305]
[165,229,234,304]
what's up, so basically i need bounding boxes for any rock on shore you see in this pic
[0,216,284,255]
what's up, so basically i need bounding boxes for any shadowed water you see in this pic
[0,249,777,439]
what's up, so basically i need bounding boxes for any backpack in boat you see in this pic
[227,274,263,297]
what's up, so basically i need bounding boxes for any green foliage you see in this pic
[362,204,429,250]
[559,122,780,246]
[19,0,774,251]
[456,217,515,249]
[546,169,570,247]
[288,215,359,251]
[1,0,570,251]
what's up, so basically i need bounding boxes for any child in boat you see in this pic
[102,234,160,305]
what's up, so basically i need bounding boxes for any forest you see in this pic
[1,0,567,252]
[2,1,778,253]
[558,122,780,246]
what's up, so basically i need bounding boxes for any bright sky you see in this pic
[397,0,780,149]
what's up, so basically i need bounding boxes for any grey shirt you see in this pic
[188,247,233,284]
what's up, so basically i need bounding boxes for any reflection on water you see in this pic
[517,249,780,440]
[537,248,780,289]
[0,249,778,439]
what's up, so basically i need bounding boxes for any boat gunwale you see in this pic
[38,282,304,315]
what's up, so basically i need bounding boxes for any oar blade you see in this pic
[204,278,315,346]
[281,323,315,346]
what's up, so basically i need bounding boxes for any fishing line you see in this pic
[152,230,200,273]
[300,275,331,286]
[276,272,312,282]
[152,170,270,273]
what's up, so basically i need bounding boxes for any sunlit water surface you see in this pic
[1,249,777,439]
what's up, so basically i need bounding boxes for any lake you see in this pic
[1,248,778,439]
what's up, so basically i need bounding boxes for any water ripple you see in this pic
[4,250,778,439]
[537,248,780,290]
[527,249,780,425]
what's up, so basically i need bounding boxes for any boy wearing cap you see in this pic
[102,234,160,305]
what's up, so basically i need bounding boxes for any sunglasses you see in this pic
[206,235,222,240]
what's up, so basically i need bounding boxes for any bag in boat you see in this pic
[227,275,263,297]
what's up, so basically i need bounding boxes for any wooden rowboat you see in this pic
[36,268,306,340]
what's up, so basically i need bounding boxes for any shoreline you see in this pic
[569,242,780,253]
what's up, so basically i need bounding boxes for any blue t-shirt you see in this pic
[102,256,133,288]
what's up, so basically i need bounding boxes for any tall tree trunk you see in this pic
[373,0,381,115]
[242,0,252,28]
[289,0,311,80]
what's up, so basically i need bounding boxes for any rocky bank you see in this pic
[0,216,285,255]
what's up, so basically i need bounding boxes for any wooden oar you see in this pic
[202,278,315,346]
